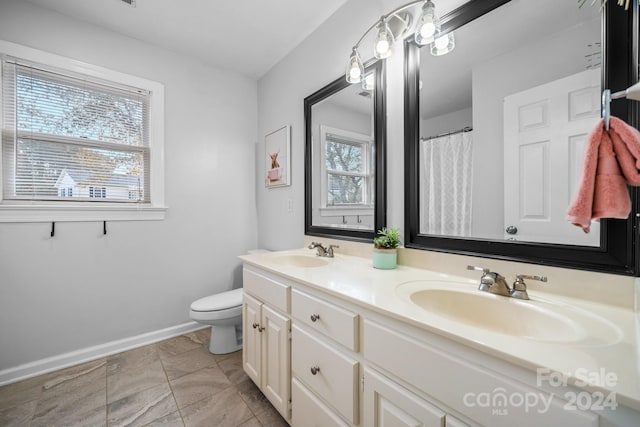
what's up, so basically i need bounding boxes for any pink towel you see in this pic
[567,117,640,232]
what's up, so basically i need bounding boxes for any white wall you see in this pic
[0,0,258,373]
[421,107,473,138]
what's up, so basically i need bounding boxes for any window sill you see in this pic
[0,203,167,223]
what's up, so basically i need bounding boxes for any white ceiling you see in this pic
[23,0,350,79]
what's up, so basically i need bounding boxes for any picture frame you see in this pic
[265,125,291,188]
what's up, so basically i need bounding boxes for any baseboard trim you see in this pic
[0,321,207,386]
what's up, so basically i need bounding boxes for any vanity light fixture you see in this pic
[362,72,375,91]
[345,0,454,84]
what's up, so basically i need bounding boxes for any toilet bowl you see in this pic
[190,249,269,354]
[190,288,243,354]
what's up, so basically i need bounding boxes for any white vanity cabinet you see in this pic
[242,267,292,422]
[290,288,360,426]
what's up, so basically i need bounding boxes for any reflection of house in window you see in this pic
[54,169,142,201]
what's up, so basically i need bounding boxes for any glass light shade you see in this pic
[374,19,395,59]
[345,48,364,83]
[362,73,375,91]
[430,32,455,56]
[415,0,440,45]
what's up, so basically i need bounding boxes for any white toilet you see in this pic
[190,288,243,354]
[189,249,269,354]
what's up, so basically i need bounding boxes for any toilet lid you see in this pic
[191,288,243,312]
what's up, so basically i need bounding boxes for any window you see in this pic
[0,41,165,222]
[320,125,373,209]
[89,187,106,198]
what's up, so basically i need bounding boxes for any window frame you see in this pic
[319,124,374,217]
[0,40,166,222]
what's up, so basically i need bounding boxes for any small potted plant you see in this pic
[372,227,400,269]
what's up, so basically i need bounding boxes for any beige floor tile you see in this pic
[108,346,167,403]
[255,404,289,427]
[0,400,37,427]
[236,379,272,417]
[160,346,218,380]
[32,359,107,427]
[107,382,177,427]
[217,353,249,385]
[169,366,232,409]
[237,416,262,427]
[180,386,253,427]
[141,410,184,427]
[0,374,45,411]
[157,335,204,359]
[108,344,160,376]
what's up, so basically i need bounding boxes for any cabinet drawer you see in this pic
[363,320,598,427]
[292,325,359,424]
[243,267,290,313]
[292,289,359,351]
[292,378,349,427]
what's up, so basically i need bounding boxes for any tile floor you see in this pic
[0,329,288,427]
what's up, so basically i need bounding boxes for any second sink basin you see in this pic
[397,281,622,345]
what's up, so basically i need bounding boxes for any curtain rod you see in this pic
[422,126,472,141]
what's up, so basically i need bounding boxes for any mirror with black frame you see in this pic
[305,61,386,241]
[405,0,638,274]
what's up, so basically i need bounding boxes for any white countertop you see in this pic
[239,248,640,412]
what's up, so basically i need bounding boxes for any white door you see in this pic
[363,367,446,427]
[242,294,262,386]
[261,304,291,421]
[503,69,600,245]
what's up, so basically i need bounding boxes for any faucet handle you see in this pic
[511,274,548,300]
[327,245,339,257]
[467,265,490,274]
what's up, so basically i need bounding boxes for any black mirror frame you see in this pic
[404,0,639,275]
[305,60,387,242]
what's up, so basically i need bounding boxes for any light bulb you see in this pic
[415,0,439,45]
[434,34,449,50]
[420,22,436,38]
[374,18,394,59]
[345,48,364,83]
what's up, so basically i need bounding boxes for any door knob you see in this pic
[505,226,518,235]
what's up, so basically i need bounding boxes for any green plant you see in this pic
[373,227,400,249]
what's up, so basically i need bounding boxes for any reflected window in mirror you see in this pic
[405,0,638,274]
[305,62,386,241]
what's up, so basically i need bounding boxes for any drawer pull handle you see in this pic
[310,366,320,375]
[310,314,320,322]
[252,323,259,329]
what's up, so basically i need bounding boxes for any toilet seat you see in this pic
[190,288,242,312]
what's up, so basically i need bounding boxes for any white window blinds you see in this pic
[2,58,150,203]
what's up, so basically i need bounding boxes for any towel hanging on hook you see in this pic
[602,81,640,130]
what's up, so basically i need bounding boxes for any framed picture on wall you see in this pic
[265,125,291,188]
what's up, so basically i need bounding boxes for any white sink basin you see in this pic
[270,254,329,268]
[397,281,622,345]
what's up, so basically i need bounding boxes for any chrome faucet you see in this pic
[308,242,339,258]
[511,274,547,300]
[467,265,511,297]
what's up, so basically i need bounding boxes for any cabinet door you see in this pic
[242,293,262,386]
[363,367,446,427]
[292,378,349,427]
[262,303,291,420]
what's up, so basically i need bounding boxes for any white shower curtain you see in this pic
[419,131,473,236]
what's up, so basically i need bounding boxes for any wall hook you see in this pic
[50,222,55,237]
